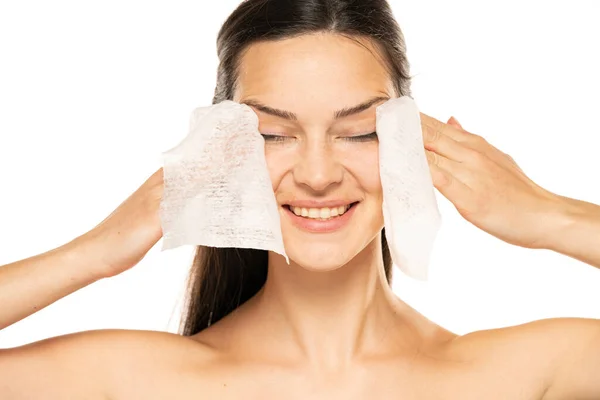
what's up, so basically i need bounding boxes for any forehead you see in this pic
[233,33,394,110]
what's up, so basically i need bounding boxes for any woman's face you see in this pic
[233,33,395,271]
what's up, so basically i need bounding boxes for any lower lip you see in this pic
[284,203,358,233]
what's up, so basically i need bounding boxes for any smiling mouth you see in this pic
[283,202,358,221]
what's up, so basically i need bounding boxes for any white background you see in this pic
[1,1,599,348]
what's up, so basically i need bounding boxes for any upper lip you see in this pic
[284,200,358,208]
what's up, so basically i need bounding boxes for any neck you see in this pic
[250,235,410,368]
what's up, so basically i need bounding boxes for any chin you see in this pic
[280,232,372,272]
[290,251,353,272]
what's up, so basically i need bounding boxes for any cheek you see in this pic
[263,147,293,190]
[340,145,381,195]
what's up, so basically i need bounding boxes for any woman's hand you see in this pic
[420,114,566,250]
[78,168,165,278]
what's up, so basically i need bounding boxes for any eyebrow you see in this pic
[240,95,390,121]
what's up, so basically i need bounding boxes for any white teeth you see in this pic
[290,204,352,220]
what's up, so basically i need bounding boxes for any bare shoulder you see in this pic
[0,328,219,400]
[449,317,600,361]
[446,317,600,398]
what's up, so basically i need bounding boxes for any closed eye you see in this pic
[345,132,378,142]
[261,132,378,143]
[261,134,288,143]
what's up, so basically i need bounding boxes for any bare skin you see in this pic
[1,33,599,399]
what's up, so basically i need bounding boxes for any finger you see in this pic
[502,151,524,172]
[425,149,468,178]
[448,116,466,132]
[422,112,518,172]
[422,123,482,163]
[426,155,473,208]
[420,112,472,144]
[448,116,462,128]
[426,149,479,193]
[421,113,492,156]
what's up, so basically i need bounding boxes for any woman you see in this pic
[1,0,599,398]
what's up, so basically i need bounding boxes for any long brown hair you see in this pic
[179,0,413,336]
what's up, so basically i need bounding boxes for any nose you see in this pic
[293,139,343,192]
